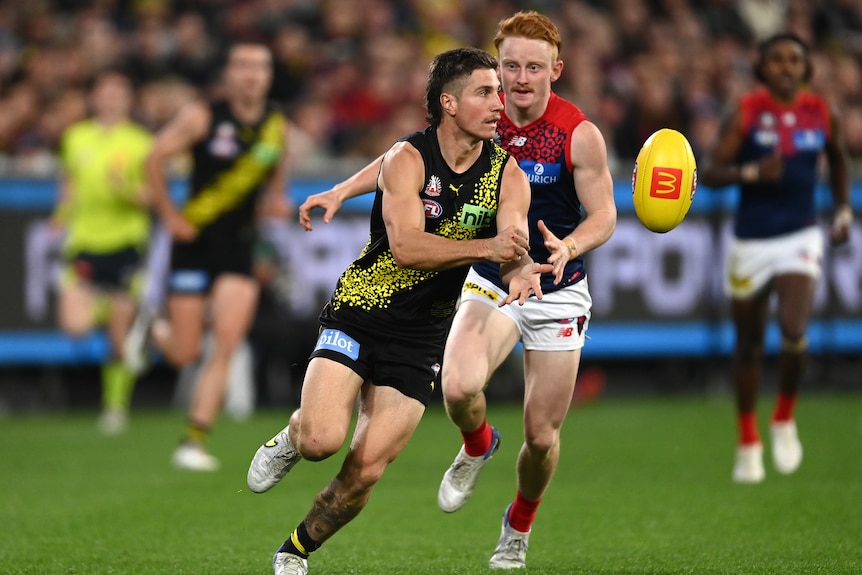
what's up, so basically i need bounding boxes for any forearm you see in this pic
[563,209,616,260]
[333,155,384,201]
[829,167,851,211]
[701,162,758,187]
[145,155,176,220]
[390,230,491,271]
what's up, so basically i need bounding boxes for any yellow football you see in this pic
[631,128,697,233]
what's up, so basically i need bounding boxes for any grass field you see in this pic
[2,393,861,574]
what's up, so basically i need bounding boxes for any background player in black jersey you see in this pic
[245,47,562,575]
[124,42,292,471]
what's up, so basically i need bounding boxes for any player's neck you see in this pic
[505,99,548,128]
[96,114,126,128]
[229,96,265,125]
[436,124,484,174]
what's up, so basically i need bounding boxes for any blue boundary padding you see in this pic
[2,178,861,213]
[2,320,860,364]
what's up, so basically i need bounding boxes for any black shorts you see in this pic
[308,318,443,406]
[168,231,255,294]
[65,246,143,292]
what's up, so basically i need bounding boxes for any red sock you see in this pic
[462,420,491,456]
[738,412,760,445]
[508,491,541,533]
[772,393,797,423]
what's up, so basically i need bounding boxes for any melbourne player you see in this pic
[701,33,852,483]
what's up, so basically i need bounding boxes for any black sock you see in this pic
[277,522,320,559]
[182,420,209,444]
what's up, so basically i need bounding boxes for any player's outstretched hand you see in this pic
[501,261,554,307]
[488,225,529,263]
[538,219,570,285]
[299,189,343,231]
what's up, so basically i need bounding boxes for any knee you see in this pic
[168,346,200,368]
[442,369,485,406]
[524,426,559,456]
[781,335,807,354]
[59,317,91,338]
[296,431,343,461]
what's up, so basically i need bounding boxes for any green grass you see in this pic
[2,394,861,574]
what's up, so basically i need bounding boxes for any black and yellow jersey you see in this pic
[183,100,285,238]
[323,126,510,340]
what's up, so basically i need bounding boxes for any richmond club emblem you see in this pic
[424,175,442,197]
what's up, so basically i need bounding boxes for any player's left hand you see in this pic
[501,261,554,307]
[830,205,853,245]
[538,219,570,285]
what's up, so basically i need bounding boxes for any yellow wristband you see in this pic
[563,237,578,259]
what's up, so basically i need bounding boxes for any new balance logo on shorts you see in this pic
[555,316,587,338]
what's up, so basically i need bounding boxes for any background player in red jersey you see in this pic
[701,33,852,483]
[298,11,616,569]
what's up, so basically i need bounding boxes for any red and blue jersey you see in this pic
[473,92,587,293]
[735,87,831,239]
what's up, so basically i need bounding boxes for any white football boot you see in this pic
[273,552,308,575]
[438,427,501,512]
[489,505,529,569]
[248,425,302,493]
[172,442,220,472]
[732,443,765,484]
[770,420,803,474]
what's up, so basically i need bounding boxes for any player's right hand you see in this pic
[164,210,198,242]
[757,149,783,182]
[488,225,529,263]
[299,189,343,231]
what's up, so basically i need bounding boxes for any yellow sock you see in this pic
[184,422,209,445]
[102,360,136,411]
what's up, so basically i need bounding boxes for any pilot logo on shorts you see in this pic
[315,329,360,361]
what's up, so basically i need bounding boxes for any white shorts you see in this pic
[460,268,592,351]
[725,226,824,299]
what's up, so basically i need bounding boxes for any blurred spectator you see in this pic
[268,22,315,108]
[0,0,861,174]
[169,12,219,88]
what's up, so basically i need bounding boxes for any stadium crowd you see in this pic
[2,0,862,178]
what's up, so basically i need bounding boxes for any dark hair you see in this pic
[219,39,272,69]
[424,47,498,127]
[86,66,134,93]
[755,32,812,83]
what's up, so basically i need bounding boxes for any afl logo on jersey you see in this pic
[423,199,443,219]
[423,175,442,197]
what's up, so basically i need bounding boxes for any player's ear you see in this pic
[440,92,457,117]
[550,60,564,83]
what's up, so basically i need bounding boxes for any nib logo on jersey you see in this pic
[520,160,560,185]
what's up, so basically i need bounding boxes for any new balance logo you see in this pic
[508,136,527,147]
